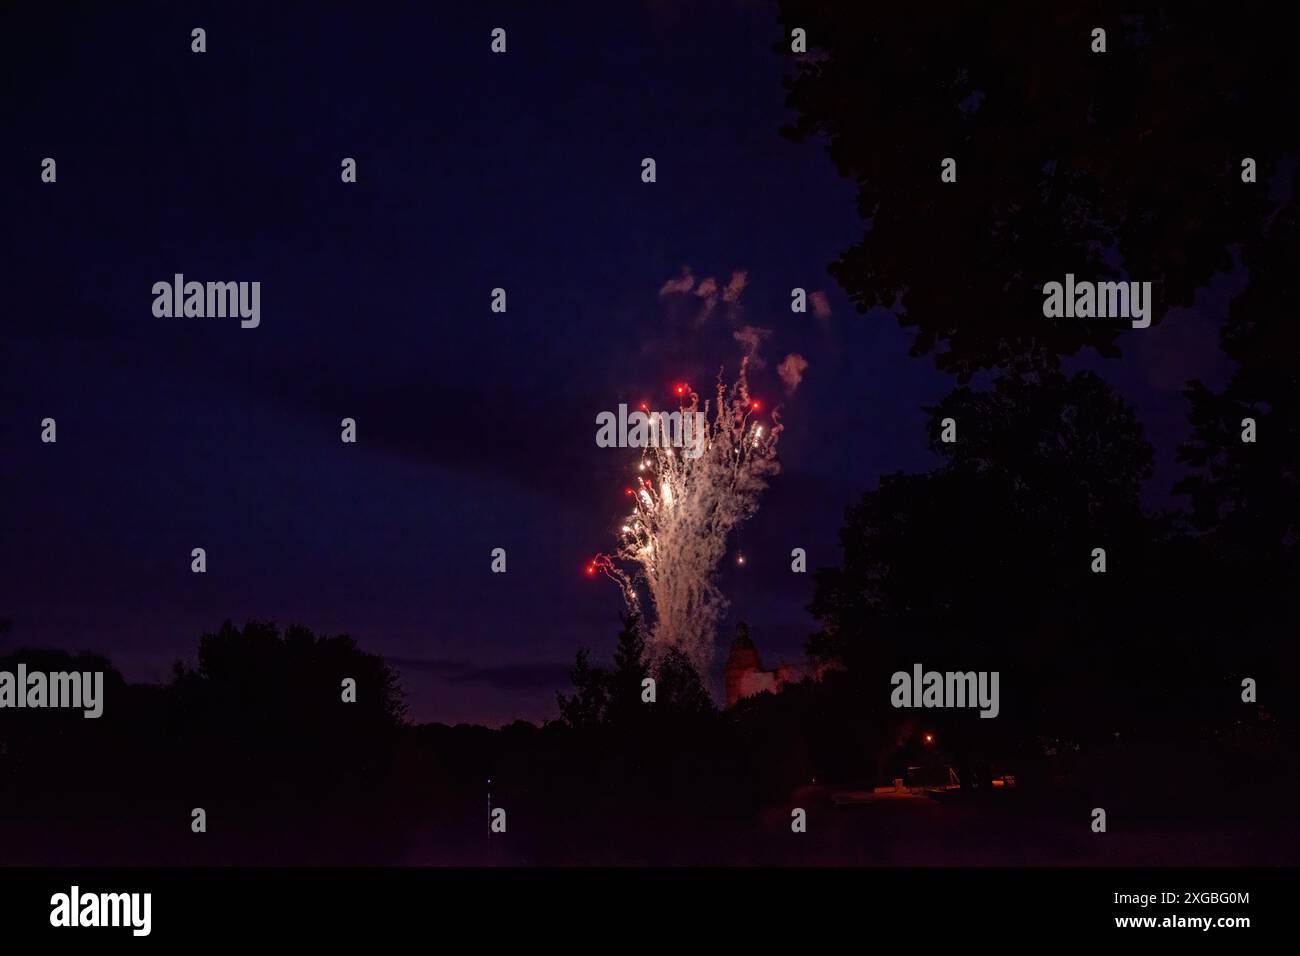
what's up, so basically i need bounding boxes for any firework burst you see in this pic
[591,358,782,674]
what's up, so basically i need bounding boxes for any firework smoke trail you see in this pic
[592,358,782,675]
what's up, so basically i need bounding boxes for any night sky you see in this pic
[1,1,1230,725]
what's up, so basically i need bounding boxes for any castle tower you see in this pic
[724,621,764,707]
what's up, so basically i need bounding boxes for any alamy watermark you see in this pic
[0,664,104,718]
[596,404,706,459]
[891,663,1000,719]
[152,273,260,328]
[50,886,151,936]
[1042,273,1152,328]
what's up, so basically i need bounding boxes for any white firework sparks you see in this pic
[590,358,782,675]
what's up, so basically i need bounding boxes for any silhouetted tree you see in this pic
[168,620,406,812]
[1175,170,1300,717]
[607,614,649,729]
[558,615,712,727]
[779,2,1297,379]
[0,647,130,769]
[1178,170,1300,571]
[654,647,714,716]
[805,369,1217,747]
[813,373,1149,643]
[556,647,610,730]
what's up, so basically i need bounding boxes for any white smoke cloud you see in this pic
[778,353,809,394]
[722,270,749,303]
[733,324,772,368]
[810,290,832,319]
[658,268,753,327]
[659,269,696,296]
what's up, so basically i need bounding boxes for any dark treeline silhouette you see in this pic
[3,594,1295,865]
[0,618,845,864]
[771,0,1300,855]
[0,623,409,865]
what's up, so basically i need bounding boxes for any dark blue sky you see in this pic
[1,1,1228,724]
